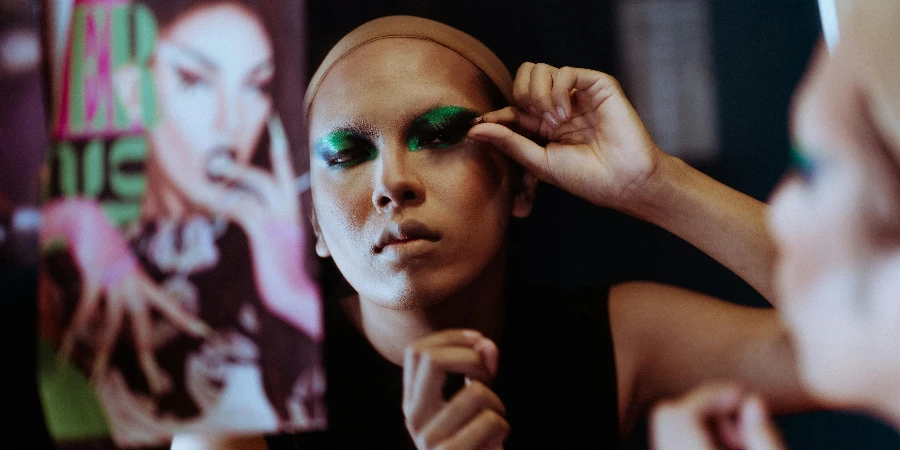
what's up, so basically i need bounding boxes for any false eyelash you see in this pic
[408,108,480,151]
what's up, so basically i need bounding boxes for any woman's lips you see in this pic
[374,219,441,254]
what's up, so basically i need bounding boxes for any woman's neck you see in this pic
[350,250,508,366]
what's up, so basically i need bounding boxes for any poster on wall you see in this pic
[37,0,325,447]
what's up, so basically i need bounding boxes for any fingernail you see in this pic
[543,112,559,128]
[527,105,539,116]
[462,330,482,339]
[470,116,485,127]
[557,106,567,121]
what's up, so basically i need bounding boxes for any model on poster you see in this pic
[38,0,325,447]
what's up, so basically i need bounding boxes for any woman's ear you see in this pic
[511,170,538,218]
[113,63,143,125]
[309,207,331,258]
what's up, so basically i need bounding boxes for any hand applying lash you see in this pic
[469,63,778,302]
[467,63,661,212]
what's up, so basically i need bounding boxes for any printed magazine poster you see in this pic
[37,0,325,447]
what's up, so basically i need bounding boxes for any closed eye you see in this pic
[177,67,209,88]
[408,106,480,151]
[317,131,377,169]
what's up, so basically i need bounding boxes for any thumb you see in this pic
[740,396,785,450]
[468,123,551,181]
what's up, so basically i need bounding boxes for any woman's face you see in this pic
[308,39,531,309]
[768,48,900,406]
[146,3,274,200]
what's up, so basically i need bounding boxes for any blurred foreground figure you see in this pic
[652,2,900,449]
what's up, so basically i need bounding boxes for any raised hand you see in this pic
[200,115,300,233]
[468,63,662,210]
[41,198,210,394]
[651,383,785,450]
[403,330,509,450]
[195,115,322,339]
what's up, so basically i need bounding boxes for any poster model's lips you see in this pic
[206,147,239,182]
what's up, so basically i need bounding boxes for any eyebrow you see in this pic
[160,42,274,76]
[322,119,380,141]
[161,42,217,70]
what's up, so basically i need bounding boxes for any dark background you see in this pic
[5,0,900,447]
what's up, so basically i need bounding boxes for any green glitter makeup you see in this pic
[317,130,377,169]
[407,106,480,151]
[790,142,819,181]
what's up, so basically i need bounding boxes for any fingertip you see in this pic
[741,395,767,427]
[473,337,500,379]
[462,329,483,339]
[193,321,213,338]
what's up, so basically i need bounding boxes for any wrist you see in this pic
[617,150,686,224]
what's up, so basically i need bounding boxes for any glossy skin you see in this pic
[308,38,532,449]
[308,39,531,310]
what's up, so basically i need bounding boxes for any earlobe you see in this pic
[512,171,538,218]
[309,208,331,258]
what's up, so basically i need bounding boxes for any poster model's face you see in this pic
[308,39,523,309]
[145,4,274,205]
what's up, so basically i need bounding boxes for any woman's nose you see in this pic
[214,86,242,135]
[372,150,425,213]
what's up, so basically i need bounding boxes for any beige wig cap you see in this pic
[304,15,514,112]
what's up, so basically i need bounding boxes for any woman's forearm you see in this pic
[620,154,778,303]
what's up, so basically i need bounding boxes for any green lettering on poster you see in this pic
[88,7,108,132]
[103,201,141,226]
[109,136,146,198]
[111,4,130,129]
[68,7,87,133]
[55,142,78,197]
[82,139,104,198]
[134,4,158,128]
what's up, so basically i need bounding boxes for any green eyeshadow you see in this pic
[408,106,479,151]
[317,130,376,169]
[789,142,818,180]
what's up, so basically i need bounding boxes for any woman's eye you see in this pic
[408,107,480,151]
[250,80,273,95]
[412,127,467,150]
[325,146,375,169]
[789,143,819,184]
[177,68,208,89]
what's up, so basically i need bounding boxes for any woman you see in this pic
[264,15,820,449]
[651,2,900,448]
[40,0,323,446]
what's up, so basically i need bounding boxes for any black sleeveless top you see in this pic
[267,285,619,449]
